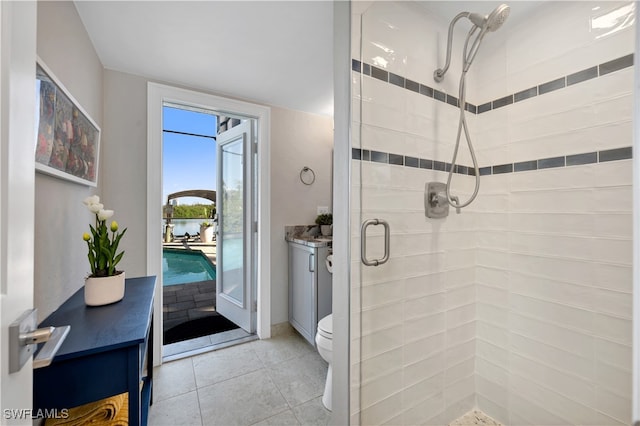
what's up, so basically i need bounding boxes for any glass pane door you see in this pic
[220,138,244,305]
[216,120,254,332]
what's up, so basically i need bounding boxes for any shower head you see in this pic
[434,3,510,82]
[468,4,510,32]
[486,4,510,31]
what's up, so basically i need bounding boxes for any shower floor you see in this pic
[449,410,502,426]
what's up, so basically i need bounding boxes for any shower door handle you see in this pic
[360,219,390,266]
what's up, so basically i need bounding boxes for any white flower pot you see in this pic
[84,271,125,306]
[320,225,332,236]
[200,225,214,242]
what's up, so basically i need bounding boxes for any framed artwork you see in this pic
[35,58,100,187]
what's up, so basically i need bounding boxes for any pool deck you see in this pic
[163,238,217,264]
[162,239,218,333]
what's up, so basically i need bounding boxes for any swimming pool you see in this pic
[162,248,216,286]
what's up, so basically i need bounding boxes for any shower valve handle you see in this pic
[429,191,461,214]
[429,192,446,207]
[430,192,461,214]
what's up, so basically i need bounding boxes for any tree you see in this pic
[164,203,215,219]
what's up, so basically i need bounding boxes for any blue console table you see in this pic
[34,275,156,426]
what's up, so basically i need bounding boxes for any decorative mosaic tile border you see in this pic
[352,146,632,176]
[352,53,633,115]
[352,53,634,173]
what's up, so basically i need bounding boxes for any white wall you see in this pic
[270,107,333,324]
[472,2,634,425]
[332,1,353,422]
[352,1,634,425]
[101,71,149,279]
[35,1,104,320]
[102,69,333,327]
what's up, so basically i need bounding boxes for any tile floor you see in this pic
[149,329,332,425]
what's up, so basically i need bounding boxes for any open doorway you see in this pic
[160,103,257,360]
[147,82,271,367]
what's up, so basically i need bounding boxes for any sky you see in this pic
[162,106,217,205]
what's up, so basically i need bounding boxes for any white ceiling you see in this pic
[74,1,335,116]
[417,1,544,25]
[74,1,541,118]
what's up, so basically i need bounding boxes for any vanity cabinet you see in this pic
[288,241,332,345]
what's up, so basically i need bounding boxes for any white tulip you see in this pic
[83,195,100,206]
[98,209,114,221]
[88,203,104,213]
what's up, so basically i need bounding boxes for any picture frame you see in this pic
[35,58,100,187]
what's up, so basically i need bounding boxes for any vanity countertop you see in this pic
[285,225,332,248]
[285,235,332,248]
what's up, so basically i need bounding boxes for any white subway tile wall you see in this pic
[351,1,633,425]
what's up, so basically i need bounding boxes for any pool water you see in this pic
[162,249,216,286]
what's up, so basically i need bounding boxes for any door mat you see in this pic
[164,313,239,345]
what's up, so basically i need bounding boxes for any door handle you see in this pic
[360,219,390,266]
[309,253,315,272]
[32,326,71,369]
[9,309,70,373]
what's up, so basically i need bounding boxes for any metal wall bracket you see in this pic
[9,309,70,373]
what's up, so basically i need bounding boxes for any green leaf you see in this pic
[85,207,127,276]
[112,251,124,267]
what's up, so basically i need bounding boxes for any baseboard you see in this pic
[271,321,295,337]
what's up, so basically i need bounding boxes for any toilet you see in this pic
[315,313,333,411]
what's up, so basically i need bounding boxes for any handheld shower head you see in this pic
[433,4,511,212]
[468,4,510,32]
[461,4,510,70]
[467,12,487,28]
[485,4,510,32]
[434,3,510,82]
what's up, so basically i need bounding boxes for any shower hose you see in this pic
[445,25,487,210]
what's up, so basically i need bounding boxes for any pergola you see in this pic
[164,189,217,240]
[166,189,216,205]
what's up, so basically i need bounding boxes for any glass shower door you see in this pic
[353,2,472,424]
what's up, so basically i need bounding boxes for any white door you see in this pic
[216,121,255,332]
[0,1,37,420]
